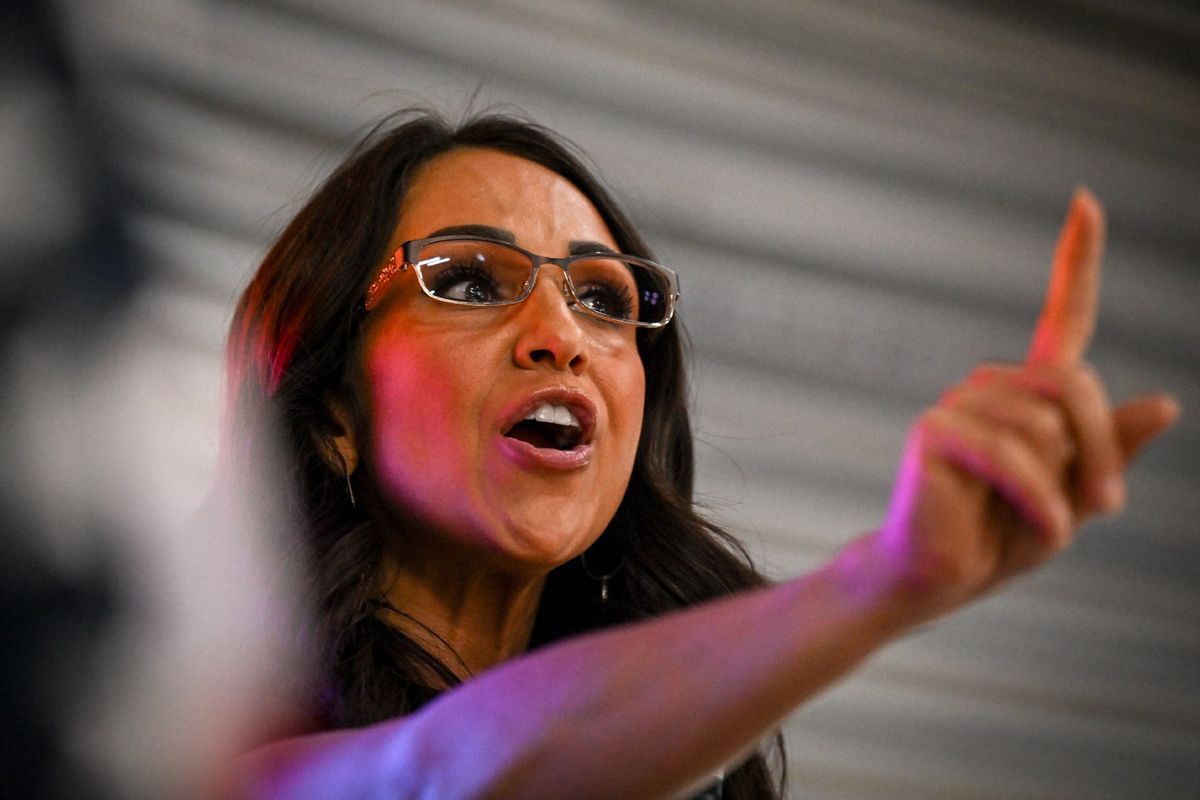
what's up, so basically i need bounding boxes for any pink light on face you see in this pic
[351,148,646,576]
[366,324,466,515]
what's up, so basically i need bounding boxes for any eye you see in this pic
[427,264,501,303]
[575,280,635,320]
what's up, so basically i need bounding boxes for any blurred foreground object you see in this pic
[1,3,302,797]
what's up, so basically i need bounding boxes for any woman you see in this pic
[226,111,1177,799]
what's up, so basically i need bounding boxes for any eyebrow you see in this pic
[423,225,618,257]
[568,240,617,256]
[426,224,516,242]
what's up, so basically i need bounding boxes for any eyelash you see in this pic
[429,264,500,299]
[577,280,636,320]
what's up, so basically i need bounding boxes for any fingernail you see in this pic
[1073,185,1097,209]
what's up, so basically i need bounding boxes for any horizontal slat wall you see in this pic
[57,0,1200,797]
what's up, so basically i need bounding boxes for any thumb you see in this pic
[1115,394,1180,464]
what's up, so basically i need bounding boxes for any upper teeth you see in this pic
[524,403,581,428]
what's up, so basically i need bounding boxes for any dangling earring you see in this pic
[345,470,356,508]
[580,550,624,602]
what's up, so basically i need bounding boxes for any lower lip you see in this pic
[498,436,592,470]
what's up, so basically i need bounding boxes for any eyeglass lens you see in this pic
[414,239,672,324]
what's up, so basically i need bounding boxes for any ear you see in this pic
[322,395,360,476]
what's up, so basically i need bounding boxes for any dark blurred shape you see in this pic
[0,515,119,800]
[1,1,140,797]
[0,0,141,338]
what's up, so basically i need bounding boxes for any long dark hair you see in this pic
[224,110,784,798]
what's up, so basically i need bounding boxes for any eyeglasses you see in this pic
[364,235,679,328]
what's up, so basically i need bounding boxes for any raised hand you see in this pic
[872,189,1179,618]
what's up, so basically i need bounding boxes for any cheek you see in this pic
[622,375,646,458]
[363,339,478,506]
[599,346,646,467]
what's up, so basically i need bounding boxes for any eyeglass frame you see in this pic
[363,234,680,328]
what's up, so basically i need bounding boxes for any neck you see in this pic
[376,542,547,684]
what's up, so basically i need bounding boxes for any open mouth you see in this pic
[503,403,586,451]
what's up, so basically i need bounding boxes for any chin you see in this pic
[489,507,603,574]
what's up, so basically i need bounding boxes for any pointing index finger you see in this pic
[1027,188,1106,365]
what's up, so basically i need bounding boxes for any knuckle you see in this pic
[920,405,951,429]
[967,362,1011,387]
[940,381,981,410]
[912,409,944,444]
[990,430,1025,468]
[1033,405,1069,444]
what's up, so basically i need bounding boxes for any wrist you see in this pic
[825,530,944,636]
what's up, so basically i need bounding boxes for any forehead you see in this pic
[392,148,618,253]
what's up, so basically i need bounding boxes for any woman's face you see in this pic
[353,147,645,576]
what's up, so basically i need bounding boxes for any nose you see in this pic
[511,266,589,374]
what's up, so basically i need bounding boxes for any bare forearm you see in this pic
[434,538,914,799]
[238,535,919,800]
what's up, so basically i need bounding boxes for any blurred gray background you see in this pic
[8,1,1198,798]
